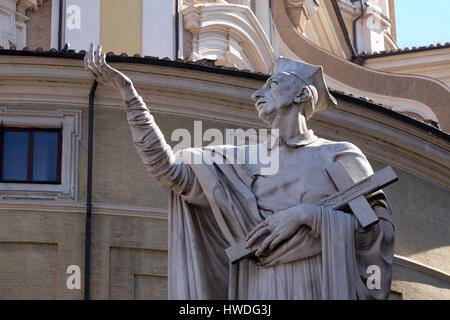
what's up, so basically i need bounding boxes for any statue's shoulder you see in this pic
[315,137,364,156]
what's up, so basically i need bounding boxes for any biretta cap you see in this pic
[274,57,337,119]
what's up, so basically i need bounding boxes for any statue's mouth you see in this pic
[255,100,266,110]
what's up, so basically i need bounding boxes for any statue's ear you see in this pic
[293,86,311,104]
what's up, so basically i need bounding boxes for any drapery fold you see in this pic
[320,206,357,299]
[168,148,393,300]
[168,191,229,299]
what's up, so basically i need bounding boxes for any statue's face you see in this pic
[251,73,301,125]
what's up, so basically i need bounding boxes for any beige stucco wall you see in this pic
[364,48,450,89]
[91,109,250,209]
[26,0,52,50]
[370,160,450,299]
[100,0,142,55]
[0,209,85,299]
[0,55,448,299]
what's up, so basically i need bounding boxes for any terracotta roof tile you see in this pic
[358,42,450,59]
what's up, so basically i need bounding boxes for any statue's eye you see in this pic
[269,81,278,89]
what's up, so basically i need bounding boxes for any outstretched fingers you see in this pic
[84,44,96,77]
[94,44,102,65]
[87,43,101,78]
[84,43,132,96]
[84,52,91,72]
[99,52,116,81]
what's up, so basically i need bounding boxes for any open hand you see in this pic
[84,43,138,101]
[245,204,319,256]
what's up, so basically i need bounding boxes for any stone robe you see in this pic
[125,95,395,300]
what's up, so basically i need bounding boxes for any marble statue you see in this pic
[85,44,395,300]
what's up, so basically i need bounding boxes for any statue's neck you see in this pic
[271,104,308,140]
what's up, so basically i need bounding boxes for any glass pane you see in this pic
[32,131,59,182]
[3,131,29,181]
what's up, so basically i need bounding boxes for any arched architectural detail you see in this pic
[0,0,44,49]
[183,3,276,73]
[270,0,450,132]
[285,0,319,34]
[283,0,349,58]
[325,76,440,123]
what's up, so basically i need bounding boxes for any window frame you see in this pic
[0,127,63,184]
[0,108,81,201]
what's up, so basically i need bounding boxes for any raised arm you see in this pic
[84,44,196,196]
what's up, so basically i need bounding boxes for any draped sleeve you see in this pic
[327,142,395,299]
[124,95,208,206]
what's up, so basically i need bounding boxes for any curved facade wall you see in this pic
[0,53,448,299]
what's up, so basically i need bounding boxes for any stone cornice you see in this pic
[394,255,450,283]
[15,11,30,23]
[0,200,168,220]
[359,43,450,60]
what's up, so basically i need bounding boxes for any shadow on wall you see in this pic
[392,264,450,299]
[370,160,449,271]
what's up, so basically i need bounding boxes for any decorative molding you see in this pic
[336,0,398,53]
[277,0,348,59]
[394,254,450,283]
[311,103,450,190]
[0,200,169,220]
[182,0,227,7]
[17,0,40,13]
[93,203,168,220]
[0,200,85,213]
[226,0,251,6]
[285,0,319,34]
[325,75,440,122]
[183,3,276,73]
[306,0,347,57]
[0,5,18,48]
[0,108,82,201]
[335,0,357,18]
[0,0,42,49]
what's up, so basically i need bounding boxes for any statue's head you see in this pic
[251,57,337,126]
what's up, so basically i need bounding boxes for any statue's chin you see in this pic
[257,111,274,126]
[258,106,288,128]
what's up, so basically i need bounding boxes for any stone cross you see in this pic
[226,161,398,264]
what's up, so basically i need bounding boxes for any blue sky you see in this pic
[395,0,450,48]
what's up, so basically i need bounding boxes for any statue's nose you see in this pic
[252,89,263,101]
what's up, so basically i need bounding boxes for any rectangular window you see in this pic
[0,128,62,184]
